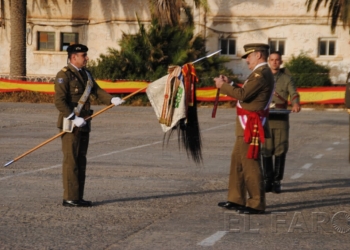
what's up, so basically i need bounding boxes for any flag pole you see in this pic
[4,86,147,167]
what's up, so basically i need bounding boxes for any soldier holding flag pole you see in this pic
[54,44,124,207]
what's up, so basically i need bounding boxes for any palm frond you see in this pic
[305,0,350,33]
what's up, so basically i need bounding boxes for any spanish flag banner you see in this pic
[0,78,346,104]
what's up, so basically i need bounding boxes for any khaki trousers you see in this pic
[262,115,289,157]
[349,116,350,163]
[61,130,90,200]
[227,137,266,211]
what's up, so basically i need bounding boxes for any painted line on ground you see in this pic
[301,163,313,170]
[197,231,228,246]
[300,108,344,112]
[90,141,163,159]
[0,122,235,181]
[0,164,61,181]
[291,139,340,182]
[313,154,323,159]
[324,108,344,112]
[290,173,304,179]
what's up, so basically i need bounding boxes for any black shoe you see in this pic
[80,199,93,206]
[62,200,92,207]
[273,181,281,194]
[218,201,245,210]
[265,181,273,193]
[239,207,265,214]
[62,200,82,207]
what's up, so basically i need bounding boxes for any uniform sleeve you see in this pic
[345,73,350,108]
[221,70,266,101]
[54,71,72,117]
[286,75,300,105]
[90,78,113,105]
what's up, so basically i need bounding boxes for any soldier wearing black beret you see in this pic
[66,43,88,54]
[54,43,124,207]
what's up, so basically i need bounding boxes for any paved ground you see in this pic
[0,103,350,250]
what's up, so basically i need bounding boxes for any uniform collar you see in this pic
[69,63,82,71]
[273,70,281,76]
[253,62,267,71]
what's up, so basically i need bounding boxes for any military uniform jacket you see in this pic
[54,63,113,130]
[221,63,275,136]
[271,70,300,109]
[345,72,350,108]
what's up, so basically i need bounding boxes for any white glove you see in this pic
[111,97,124,106]
[73,116,86,127]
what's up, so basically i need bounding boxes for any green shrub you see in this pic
[284,53,332,87]
[87,18,234,87]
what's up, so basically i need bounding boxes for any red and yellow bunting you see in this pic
[0,78,346,104]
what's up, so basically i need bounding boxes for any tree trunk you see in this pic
[150,0,181,27]
[10,0,27,80]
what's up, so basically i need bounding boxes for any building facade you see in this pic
[0,0,349,83]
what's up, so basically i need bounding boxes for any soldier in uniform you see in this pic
[345,72,350,162]
[214,43,274,214]
[54,44,124,207]
[261,51,301,194]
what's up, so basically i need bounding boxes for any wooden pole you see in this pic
[211,88,220,118]
[4,86,147,167]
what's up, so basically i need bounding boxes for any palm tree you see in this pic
[149,0,182,27]
[149,0,209,27]
[306,0,350,33]
[10,0,27,80]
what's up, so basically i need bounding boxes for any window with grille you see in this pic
[269,39,285,55]
[38,32,55,51]
[61,33,79,51]
[319,38,336,56]
[220,38,236,55]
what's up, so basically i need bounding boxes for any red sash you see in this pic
[182,64,198,115]
[236,106,269,159]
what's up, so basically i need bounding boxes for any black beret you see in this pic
[241,43,269,59]
[67,44,88,54]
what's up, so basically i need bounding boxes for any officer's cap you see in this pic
[66,43,88,54]
[241,43,269,59]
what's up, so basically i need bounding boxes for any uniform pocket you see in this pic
[70,82,83,95]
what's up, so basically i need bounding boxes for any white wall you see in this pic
[202,0,350,83]
[0,0,349,84]
[0,0,151,78]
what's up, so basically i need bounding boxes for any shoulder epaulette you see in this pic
[62,66,68,72]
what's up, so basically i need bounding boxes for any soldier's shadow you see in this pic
[268,178,350,212]
[93,189,227,206]
[281,178,350,193]
[268,195,350,213]
[93,179,350,211]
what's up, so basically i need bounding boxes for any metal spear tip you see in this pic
[191,50,221,64]
[4,160,14,167]
[205,49,221,58]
